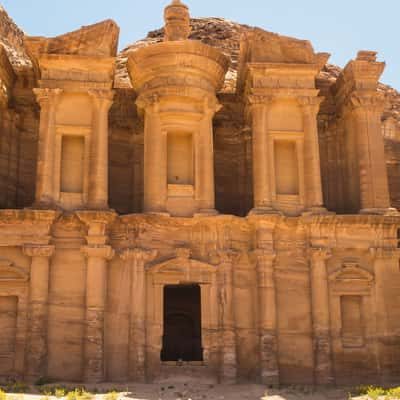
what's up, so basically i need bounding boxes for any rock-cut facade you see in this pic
[0,0,400,385]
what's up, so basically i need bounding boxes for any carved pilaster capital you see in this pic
[120,247,158,264]
[202,95,222,116]
[23,245,55,258]
[81,245,115,260]
[88,89,115,111]
[309,247,332,263]
[297,96,323,115]
[33,88,63,107]
[218,248,241,265]
[370,247,400,260]
[136,94,160,113]
[348,92,385,113]
[247,94,275,109]
[251,249,276,266]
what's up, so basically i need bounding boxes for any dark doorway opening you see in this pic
[161,284,203,362]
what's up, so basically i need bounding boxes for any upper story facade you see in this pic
[0,0,399,218]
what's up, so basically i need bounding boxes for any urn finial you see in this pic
[164,0,191,41]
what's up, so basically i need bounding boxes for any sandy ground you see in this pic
[3,384,356,400]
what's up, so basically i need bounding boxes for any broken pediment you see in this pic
[240,28,323,65]
[0,259,29,282]
[25,19,119,59]
[329,263,374,283]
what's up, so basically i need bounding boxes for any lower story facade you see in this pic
[1,210,400,385]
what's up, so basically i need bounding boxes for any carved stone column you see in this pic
[121,247,157,382]
[33,88,63,206]
[372,247,400,377]
[349,93,392,213]
[195,99,220,214]
[218,249,240,383]
[298,97,326,213]
[88,90,114,209]
[140,98,168,214]
[252,249,279,385]
[23,244,55,381]
[310,247,333,385]
[248,96,274,214]
[81,244,114,383]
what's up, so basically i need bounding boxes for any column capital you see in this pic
[251,249,276,266]
[309,247,332,263]
[347,91,385,113]
[297,96,323,115]
[88,89,115,110]
[23,244,55,258]
[202,95,222,116]
[247,94,275,109]
[33,88,63,107]
[120,247,158,264]
[136,94,160,113]
[81,245,114,260]
[370,247,400,260]
[218,248,241,265]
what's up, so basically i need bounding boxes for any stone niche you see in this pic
[238,30,330,216]
[128,1,229,217]
[25,21,119,211]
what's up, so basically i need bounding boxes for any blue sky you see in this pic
[2,0,399,89]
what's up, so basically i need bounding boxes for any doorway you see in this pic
[161,284,203,362]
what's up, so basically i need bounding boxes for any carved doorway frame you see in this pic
[145,253,219,381]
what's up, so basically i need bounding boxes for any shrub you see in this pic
[104,391,119,400]
[55,388,66,398]
[366,386,386,400]
[5,383,28,394]
[387,387,400,399]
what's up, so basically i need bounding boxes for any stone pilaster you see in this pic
[121,247,157,382]
[348,92,392,213]
[252,249,279,386]
[371,247,400,377]
[88,90,114,209]
[298,97,326,213]
[33,88,63,207]
[140,97,168,214]
[195,98,220,214]
[248,95,275,214]
[218,249,240,384]
[23,244,55,381]
[81,244,114,383]
[309,247,333,385]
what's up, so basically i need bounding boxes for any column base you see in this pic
[302,206,334,216]
[194,208,219,217]
[260,371,280,387]
[30,201,60,210]
[248,207,282,216]
[145,211,171,217]
[360,207,399,216]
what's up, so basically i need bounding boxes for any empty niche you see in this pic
[274,140,299,195]
[167,132,194,185]
[0,296,18,376]
[340,295,365,348]
[60,135,85,193]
